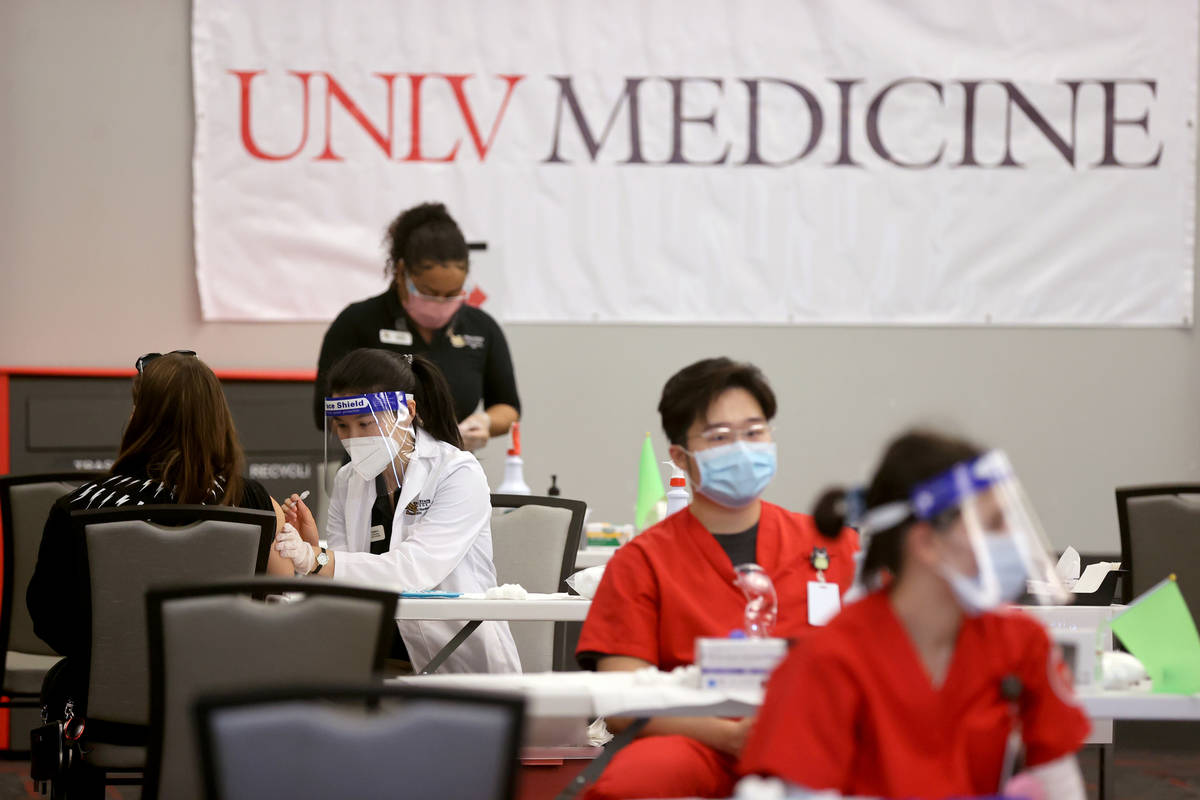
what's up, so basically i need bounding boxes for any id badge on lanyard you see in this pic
[808,547,841,626]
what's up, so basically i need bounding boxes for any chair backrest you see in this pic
[1115,485,1200,621]
[489,495,586,671]
[0,473,100,665]
[489,494,586,591]
[77,505,275,736]
[195,683,523,800]
[145,580,397,800]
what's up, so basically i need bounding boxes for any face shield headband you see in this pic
[849,450,1069,608]
[324,392,415,488]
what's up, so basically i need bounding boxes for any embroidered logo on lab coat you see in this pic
[404,498,432,515]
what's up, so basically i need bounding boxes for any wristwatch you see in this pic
[311,546,329,575]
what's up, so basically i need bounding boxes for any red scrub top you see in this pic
[740,591,1091,799]
[576,503,859,670]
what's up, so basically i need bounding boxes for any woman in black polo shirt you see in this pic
[313,202,520,451]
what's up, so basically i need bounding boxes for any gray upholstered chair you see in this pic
[195,683,523,800]
[74,505,275,786]
[144,580,397,800]
[1116,485,1200,620]
[489,494,586,672]
[0,472,97,750]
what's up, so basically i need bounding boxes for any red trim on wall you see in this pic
[0,374,9,475]
[0,366,316,382]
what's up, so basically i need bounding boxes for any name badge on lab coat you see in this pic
[369,525,387,542]
[808,581,841,626]
[379,329,413,346]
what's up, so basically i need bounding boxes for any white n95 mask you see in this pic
[344,431,403,481]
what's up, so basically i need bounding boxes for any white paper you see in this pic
[1073,562,1121,594]
[1056,546,1082,585]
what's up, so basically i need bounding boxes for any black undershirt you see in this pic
[369,474,399,555]
[714,522,759,568]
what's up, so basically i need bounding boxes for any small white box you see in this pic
[1049,627,1100,688]
[696,637,787,690]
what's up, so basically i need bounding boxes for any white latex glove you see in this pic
[275,523,315,575]
[458,411,491,451]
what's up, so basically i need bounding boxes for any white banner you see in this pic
[192,0,1196,325]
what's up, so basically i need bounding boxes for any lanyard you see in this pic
[811,547,830,582]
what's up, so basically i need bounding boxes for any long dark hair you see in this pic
[812,429,982,585]
[111,353,246,505]
[384,202,469,279]
[327,348,464,449]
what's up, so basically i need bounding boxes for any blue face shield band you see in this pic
[689,441,778,509]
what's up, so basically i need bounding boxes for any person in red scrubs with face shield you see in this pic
[740,429,1090,800]
[575,358,860,800]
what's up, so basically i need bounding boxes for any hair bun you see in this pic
[386,202,462,271]
[399,202,452,231]
[812,487,848,539]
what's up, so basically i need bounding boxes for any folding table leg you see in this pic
[420,620,483,674]
[1098,743,1114,800]
[554,718,648,800]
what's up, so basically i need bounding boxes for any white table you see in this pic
[397,671,1200,800]
[397,670,1200,724]
[396,596,591,673]
[1078,689,1200,721]
[574,547,617,569]
[393,670,757,719]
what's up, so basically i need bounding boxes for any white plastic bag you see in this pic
[566,565,606,598]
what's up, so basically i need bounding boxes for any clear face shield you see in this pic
[323,392,415,493]
[911,450,1070,611]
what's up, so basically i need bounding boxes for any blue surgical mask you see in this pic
[946,532,1028,616]
[689,441,777,509]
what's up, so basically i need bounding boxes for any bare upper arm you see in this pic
[596,655,654,673]
[270,496,285,533]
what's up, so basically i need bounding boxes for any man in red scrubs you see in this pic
[576,357,859,800]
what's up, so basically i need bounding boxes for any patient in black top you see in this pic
[27,352,289,708]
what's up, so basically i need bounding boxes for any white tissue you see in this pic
[732,775,788,800]
[1056,546,1081,587]
[485,583,528,600]
[630,664,701,688]
[1099,651,1151,691]
[1073,562,1121,594]
[566,566,606,599]
[587,717,613,747]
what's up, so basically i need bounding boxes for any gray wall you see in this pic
[3,0,1198,553]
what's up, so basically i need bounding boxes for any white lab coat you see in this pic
[325,427,521,673]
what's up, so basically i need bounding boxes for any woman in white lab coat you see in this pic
[278,348,521,673]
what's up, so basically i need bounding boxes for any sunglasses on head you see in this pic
[135,350,197,373]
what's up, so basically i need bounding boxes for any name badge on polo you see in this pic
[369,525,387,543]
[379,329,413,346]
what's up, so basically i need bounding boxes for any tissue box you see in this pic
[696,637,787,690]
